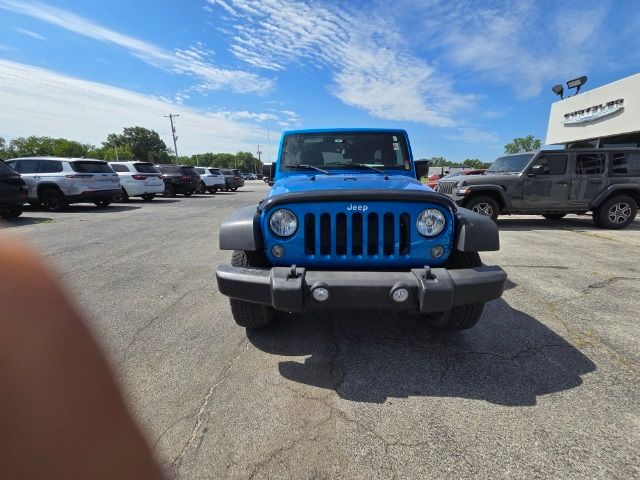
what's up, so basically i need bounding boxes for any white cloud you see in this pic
[418,0,609,98]
[207,0,237,16]
[446,127,501,146]
[13,27,47,41]
[209,0,475,127]
[0,0,272,95]
[0,60,276,155]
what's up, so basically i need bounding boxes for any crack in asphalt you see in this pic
[123,315,159,360]
[513,280,639,371]
[171,339,250,475]
[582,276,640,294]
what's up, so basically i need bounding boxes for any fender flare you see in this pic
[462,185,509,208]
[589,184,640,209]
[219,205,263,251]
[453,207,500,252]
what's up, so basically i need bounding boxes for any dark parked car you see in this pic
[0,161,27,219]
[220,168,245,191]
[438,148,640,228]
[155,165,200,197]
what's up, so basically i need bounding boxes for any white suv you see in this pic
[5,157,121,211]
[194,167,226,193]
[109,161,164,201]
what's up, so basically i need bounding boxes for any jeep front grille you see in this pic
[303,212,411,257]
[437,181,456,195]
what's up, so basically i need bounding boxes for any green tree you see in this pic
[51,139,92,157]
[100,145,135,161]
[235,151,260,172]
[428,156,448,167]
[463,158,484,169]
[104,127,168,162]
[0,137,10,159]
[8,136,94,158]
[504,135,541,154]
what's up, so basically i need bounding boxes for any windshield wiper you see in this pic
[287,164,331,175]
[332,163,387,175]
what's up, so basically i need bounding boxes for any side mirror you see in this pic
[530,164,545,176]
[414,160,429,180]
[262,162,276,186]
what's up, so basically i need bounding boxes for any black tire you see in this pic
[593,195,637,229]
[94,200,112,208]
[464,195,500,222]
[542,213,566,220]
[114,187,129,203]
[424,251,485,331]
[28,200,41,208]
[40,189,68,212]
[1,205,23,219]
[230,187,238,192]
[164,184,176,197]
[207,188,217,194]
[141,194,156,201]
[229,250,274,329]
[183,191,192,197]
[197,182,207,194]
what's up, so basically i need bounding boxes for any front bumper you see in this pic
[216,264,507,313]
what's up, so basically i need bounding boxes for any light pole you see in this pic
[256,145,262,174]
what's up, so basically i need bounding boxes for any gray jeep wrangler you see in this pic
[438,148,640,228]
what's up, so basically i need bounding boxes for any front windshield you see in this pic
[487,153,534,173]
[281,132,410,172]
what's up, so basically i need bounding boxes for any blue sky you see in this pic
[0,0,639,161]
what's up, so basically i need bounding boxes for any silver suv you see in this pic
[5,157,121,212]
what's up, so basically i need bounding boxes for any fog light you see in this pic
[391,288,409,303]
[430,245,445,259]
[312,287,330,302]
[271,245,285,258]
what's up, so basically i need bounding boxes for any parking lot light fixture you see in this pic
[566,75,588,95]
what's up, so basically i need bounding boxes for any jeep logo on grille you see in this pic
[347,204,368,212]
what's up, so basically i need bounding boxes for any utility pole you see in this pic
[256,145,262,174]
[165,113,180,163]
[266,119,271,163]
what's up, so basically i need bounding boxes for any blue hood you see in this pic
[268,174,433,197]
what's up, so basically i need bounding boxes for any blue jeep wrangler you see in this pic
[216,129,507,331]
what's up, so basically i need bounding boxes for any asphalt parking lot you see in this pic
[2,180,639,479]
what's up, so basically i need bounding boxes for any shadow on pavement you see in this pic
[497,216,640,231]
[247,298,595,406]
[58,205,141,213]
[0,216,55,227]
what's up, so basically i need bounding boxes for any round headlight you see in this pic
[417,209,446,237]
[269,209,298,237]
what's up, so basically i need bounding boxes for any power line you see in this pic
[164,113,180,163]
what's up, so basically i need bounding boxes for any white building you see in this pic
[546,73,640,148]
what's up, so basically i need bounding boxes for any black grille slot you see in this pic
[399,213,410,255]
[352,213,363,255]
[383,213,394,255]
[320,213,331,255]
[336,213,347,255]
[304,214,315,254]
[367,213,379,255]
[438,181,455,195]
